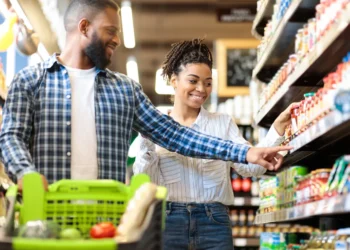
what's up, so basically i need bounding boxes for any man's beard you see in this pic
[84,31,111,69]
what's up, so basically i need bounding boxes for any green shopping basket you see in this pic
[0,172,167,250]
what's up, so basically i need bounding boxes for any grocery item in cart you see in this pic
[0,173,167,250]
[116,182,157,242]
[18,220,60,239]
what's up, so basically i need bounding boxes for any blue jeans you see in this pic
[163,202,233,250]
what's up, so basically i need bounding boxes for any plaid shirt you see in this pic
[0,54,249,184]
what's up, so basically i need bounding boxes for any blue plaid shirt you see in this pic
[0,54,250,184]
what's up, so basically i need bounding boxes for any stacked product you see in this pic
[277,167,308,209]
[258,0,350,110]
[230,209,262,237]
[295,155,350,206]
[257,0,297,61]
[259,167,308,213]
[286,228,350,250]
[284,52,350,141]
[259,156,350,213]
[259,176,279,213]
[260,231,315,250]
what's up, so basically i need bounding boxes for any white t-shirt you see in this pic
[65,66,98,180]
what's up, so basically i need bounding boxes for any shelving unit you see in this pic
[255,193,350,224]
[251,0,275,39]
[255,5,350,127]
[232,197,260,207]
[283,110,350,167]
[252,0,319,82]
[250,0,350,239]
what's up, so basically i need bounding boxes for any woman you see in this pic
[133,39,294,250]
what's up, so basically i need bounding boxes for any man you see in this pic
[0,0,291,189]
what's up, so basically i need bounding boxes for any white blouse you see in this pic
[133,108,284,205]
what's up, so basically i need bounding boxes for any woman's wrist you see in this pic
[273,118,287,136]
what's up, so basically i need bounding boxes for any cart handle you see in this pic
[49,179,129,195]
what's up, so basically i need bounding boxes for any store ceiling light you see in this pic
[126,56,139,82]
[9,0,33,30]
[121,1,135,49]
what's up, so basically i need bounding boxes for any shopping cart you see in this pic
[0,172,166,250]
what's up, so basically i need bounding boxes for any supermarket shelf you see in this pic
[255,193,350,224]
[231,197,260,207]
[253,0,318,82]
[233,238,260,247]
[283,110,350,167]
[251,0,275,39]
[255,5,350,127]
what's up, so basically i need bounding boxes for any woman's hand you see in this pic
[273,102,300,136]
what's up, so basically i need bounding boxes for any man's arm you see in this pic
[0,72,36,180]
[132,81,249,163]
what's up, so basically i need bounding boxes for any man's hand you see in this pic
[273,102,300,136]
[246,146,293,171]
[17,174,49,192]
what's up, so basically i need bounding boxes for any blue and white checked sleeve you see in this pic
[0,71,37,179]
[131,81,250,164]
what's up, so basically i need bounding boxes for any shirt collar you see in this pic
[191,107,209,129]
[43,53,60,69]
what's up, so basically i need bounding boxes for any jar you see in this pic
[285,124,292,139]
[288,54,298,74]
[295,29,304,54]
[316,3,326,38]
[303,92,315,126]
[302,24,309,56]
[312,168,331,201]
[308,18,317,51]
[303,175,311,204]
[298,100,305,131]
[291,106,300,135]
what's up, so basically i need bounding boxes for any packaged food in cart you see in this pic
[0,173,166,250]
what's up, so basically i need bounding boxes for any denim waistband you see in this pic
[166,201,228,212]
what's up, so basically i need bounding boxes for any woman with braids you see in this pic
[133,39,295,250]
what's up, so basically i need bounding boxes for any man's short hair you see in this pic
[64,0,120,32]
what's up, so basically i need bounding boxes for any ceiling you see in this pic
[111,0,258,105]
[12,0,258,105]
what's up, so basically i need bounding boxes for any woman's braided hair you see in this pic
[161,38,213,81]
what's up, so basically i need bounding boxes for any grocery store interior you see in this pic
[1,0,350,249]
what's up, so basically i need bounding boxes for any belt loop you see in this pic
[166,202,172,215]
[167,202,172,211]
[204,204,211,217]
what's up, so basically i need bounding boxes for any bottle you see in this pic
[231,173,242,193]
[247,209,255,226]
[239,210,247,226]
[230,210,238,226]
[242,178,252,193]
[251,177,259,197]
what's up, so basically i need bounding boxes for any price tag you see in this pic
[324,201,335,214]
[316,200,326,214]
[251,197,260,206]
[235,238,248,247]
[234,197,245,206]
[345,195,350,211]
